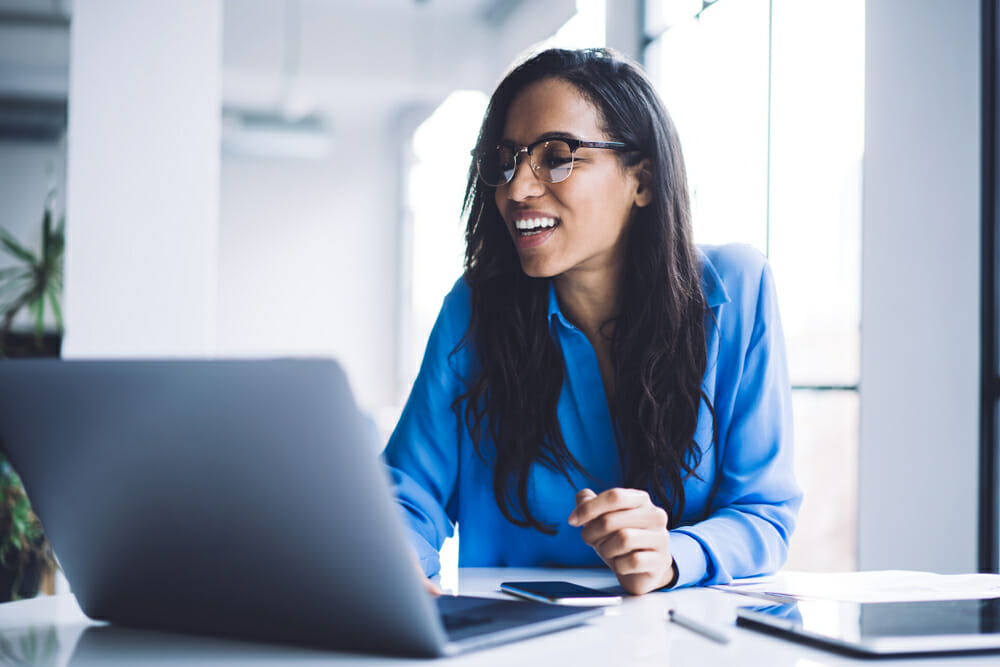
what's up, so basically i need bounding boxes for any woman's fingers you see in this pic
[568,487,650,526]
[569,487,674,595]
[410,549,441,596]
[423,578,443,596]
[578,505,669,545]
[590,525,668,560]
[574,487,597,507]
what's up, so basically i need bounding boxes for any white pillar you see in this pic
[860,0,980,573]
[64,0,221,357]
[606,0,643,62]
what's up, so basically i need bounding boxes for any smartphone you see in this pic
[499,580,623,606]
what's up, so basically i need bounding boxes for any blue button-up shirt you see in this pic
[384,243,801,588]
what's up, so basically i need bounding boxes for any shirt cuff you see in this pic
[669,530,709,588]
[406,529,441,578]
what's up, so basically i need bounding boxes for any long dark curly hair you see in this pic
[455,48,713,534]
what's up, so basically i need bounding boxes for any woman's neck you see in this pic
[553,267,620,343]
[554,267,621,401]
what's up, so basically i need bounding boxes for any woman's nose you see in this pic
[505,156,545,201]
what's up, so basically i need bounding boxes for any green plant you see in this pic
[0,456,56,600]
[0,192,62,599]
[0,625,59,666]
[0,191,65,352]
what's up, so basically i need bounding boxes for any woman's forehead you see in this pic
[502,77,606,143]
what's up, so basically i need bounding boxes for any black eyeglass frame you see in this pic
[472,137,633,187]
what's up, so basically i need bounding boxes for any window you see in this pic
[402,1,606,589]
[645,0,865,571]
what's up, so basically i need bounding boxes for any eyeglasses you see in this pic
[474,137,632,187]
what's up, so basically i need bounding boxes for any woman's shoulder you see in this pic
[430,275,473,348]
[441,275,472,316]
[698,243,768,280]
[699,243,770,299]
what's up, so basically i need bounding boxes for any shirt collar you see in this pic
[698,247,731,308]
[547,281,572,329]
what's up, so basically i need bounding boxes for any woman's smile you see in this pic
[512,210,561,248]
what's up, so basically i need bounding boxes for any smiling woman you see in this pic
[384,48,801,595]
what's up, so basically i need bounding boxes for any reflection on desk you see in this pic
[2,568,1000,666]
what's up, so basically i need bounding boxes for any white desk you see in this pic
[1,568,998,666]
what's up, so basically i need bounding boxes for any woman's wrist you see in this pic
[663,558,679,589]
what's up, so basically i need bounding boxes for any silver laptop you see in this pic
[738,598,1000,656]
[0,359,600,657]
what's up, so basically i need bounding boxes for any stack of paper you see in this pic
[712,570,1000,603]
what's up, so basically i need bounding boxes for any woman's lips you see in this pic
[515,215,558,232]
[512,223,558,249]
[510,211,560,249]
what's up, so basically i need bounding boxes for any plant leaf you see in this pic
[33,297,44,340]
[0,228,37,264]
[41,206,51,260]
[47,287,63,332]
[0,273,32,298]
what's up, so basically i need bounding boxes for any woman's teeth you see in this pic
[515,217,558,235]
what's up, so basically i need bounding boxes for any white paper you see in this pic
[711,570,1000,603]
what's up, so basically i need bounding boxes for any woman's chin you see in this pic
[518,259,558,279]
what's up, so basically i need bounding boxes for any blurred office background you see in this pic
[0,0,987,583]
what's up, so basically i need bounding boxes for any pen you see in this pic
[667,609,731,645]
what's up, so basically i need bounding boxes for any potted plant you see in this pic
[0,190,64,356]
[0,460,56,601]
[0,192,63,601]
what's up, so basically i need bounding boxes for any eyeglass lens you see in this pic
[478,140,574,186]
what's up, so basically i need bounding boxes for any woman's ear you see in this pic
[632,159,653,208]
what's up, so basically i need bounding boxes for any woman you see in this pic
[385,48,801,595]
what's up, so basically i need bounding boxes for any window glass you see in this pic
[645,0,863,572]
[768,0,864,387]
[785,390,859,571]
[647,0,770,251]
[406,91,488,391]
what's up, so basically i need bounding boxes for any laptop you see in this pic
[0,359,601,657]
[738,598,1000,657]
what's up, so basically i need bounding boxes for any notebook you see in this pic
[0,359,601,657]
[738,598,1000,656]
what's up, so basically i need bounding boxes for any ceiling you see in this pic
[0,0,555,140]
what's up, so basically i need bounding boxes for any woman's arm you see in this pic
[670,253,802,587]
[382,280,471,578]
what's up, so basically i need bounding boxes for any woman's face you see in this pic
[494,77,649,281]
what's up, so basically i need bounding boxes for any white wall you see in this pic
[605,0,643,61]
[215,1,586,425]
[50,0,609,425]
[64,0,222,357]
[860,0,981,572]
[216,110,403,417]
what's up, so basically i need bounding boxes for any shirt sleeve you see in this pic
[670,258,803,588]
[382,281,470,578]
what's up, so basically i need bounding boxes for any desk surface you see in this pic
[2,568,999,666]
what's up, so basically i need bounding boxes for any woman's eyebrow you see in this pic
[498,131,580,146]
[533,131,579,142]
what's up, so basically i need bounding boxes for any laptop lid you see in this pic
[0,359,595,656]
[738,598,1000,656]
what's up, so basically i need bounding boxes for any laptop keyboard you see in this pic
[440,612,494,632]
[433,594,603,649]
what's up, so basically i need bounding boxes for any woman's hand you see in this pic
[411,550,442,596]
[568,487,677,595]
